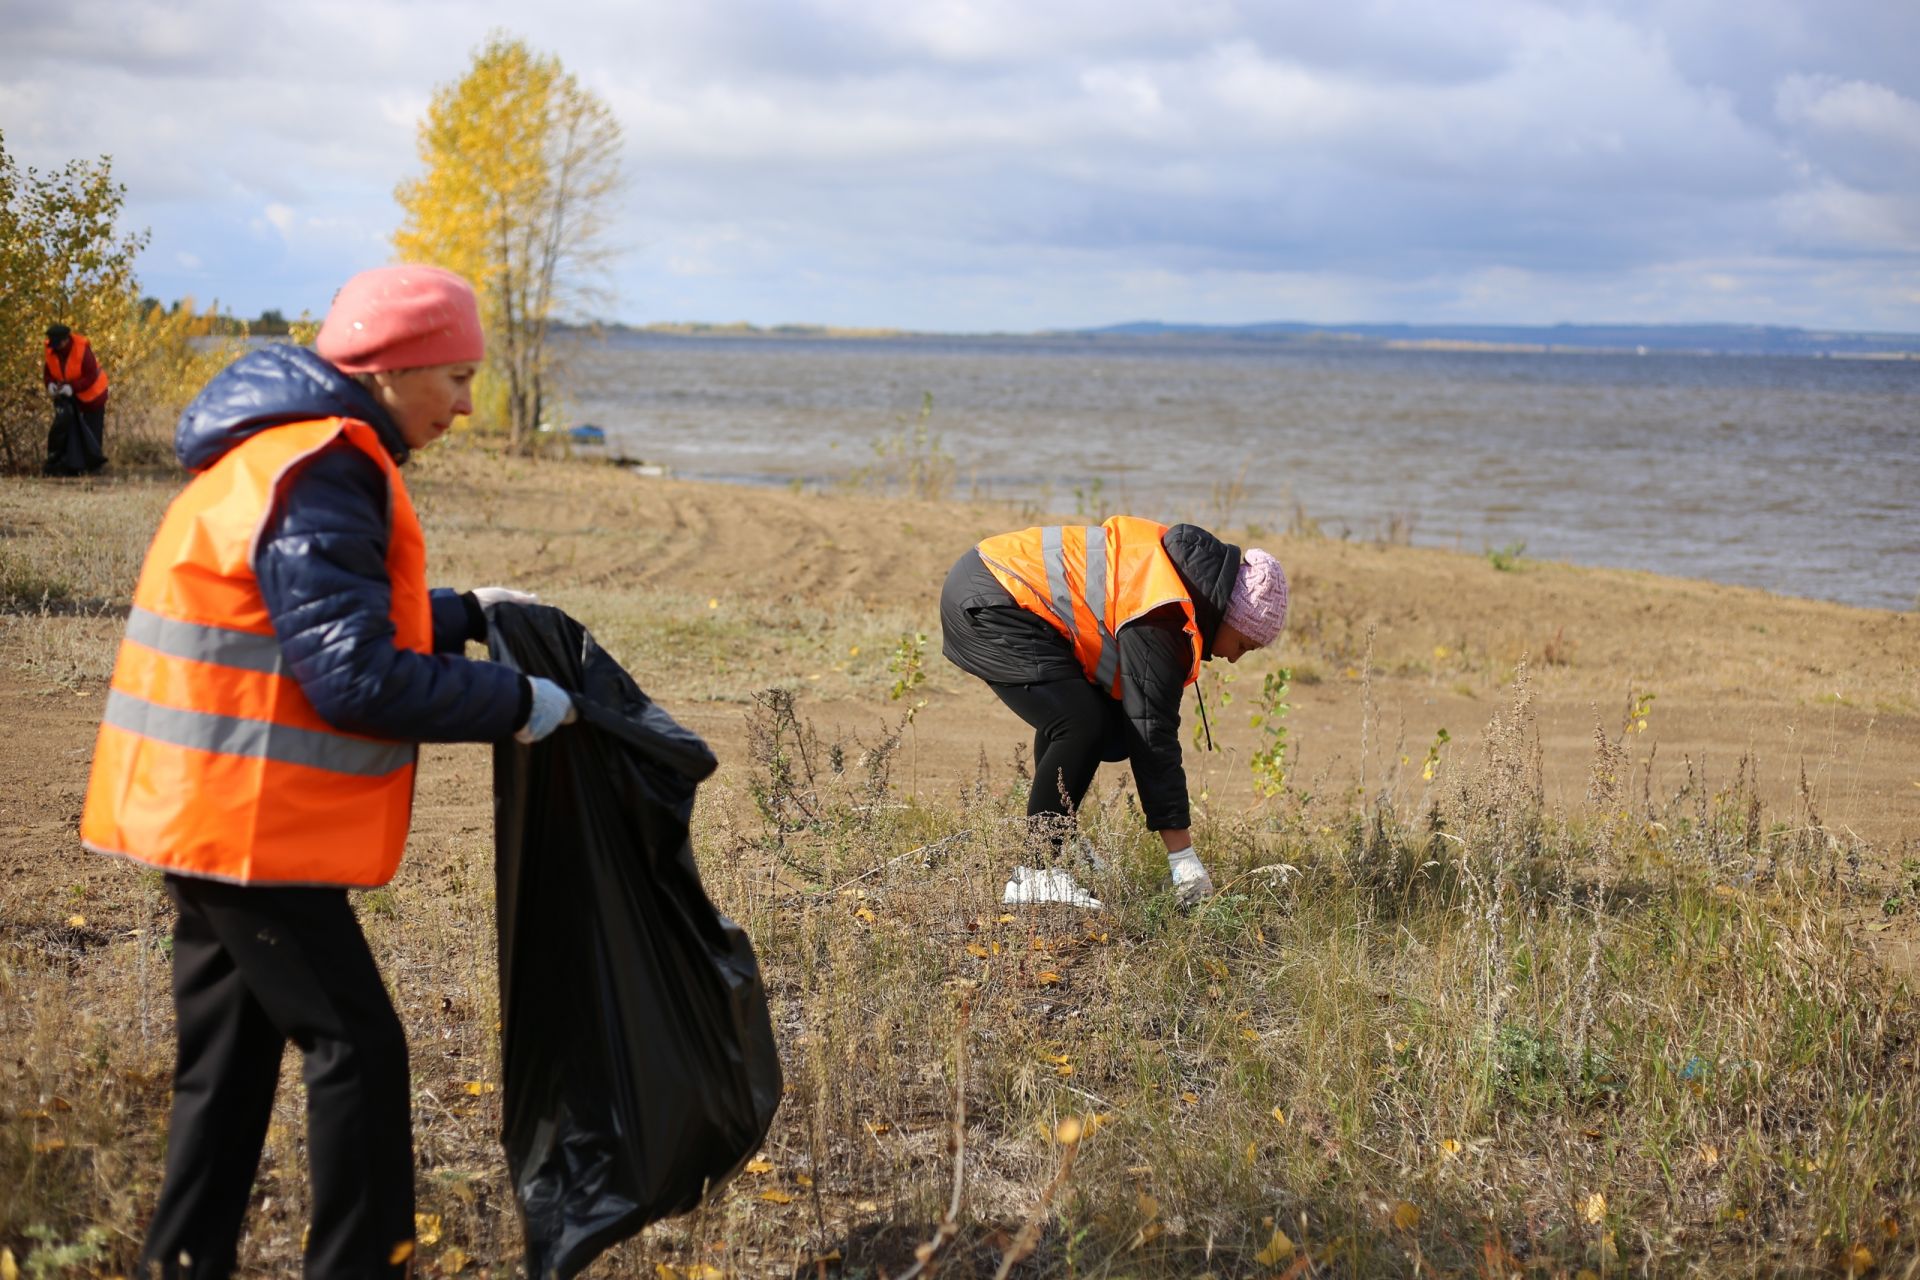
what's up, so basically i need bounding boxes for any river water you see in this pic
[562,332,1919,612]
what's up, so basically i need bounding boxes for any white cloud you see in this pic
[0,0,1914,328]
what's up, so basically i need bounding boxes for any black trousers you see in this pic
[989,678,1129,835]
[142,876,415,1280]
[77,400,106,470]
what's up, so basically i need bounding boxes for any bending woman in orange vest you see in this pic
[80,265,576,1279]
[942,518,1289,909]
[43,322,109,473]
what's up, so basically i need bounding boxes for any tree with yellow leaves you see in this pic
[0,131,146,472]
[394,33,623,452]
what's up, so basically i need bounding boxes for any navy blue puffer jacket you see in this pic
[175,344,530,742]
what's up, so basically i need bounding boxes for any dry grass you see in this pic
[3,455,1918,1278]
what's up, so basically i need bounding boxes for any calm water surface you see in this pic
[564,333,1919,611]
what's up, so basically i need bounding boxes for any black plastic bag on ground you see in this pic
[43,398,101,476]
[487,603,783,1280]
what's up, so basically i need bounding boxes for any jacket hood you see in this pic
[1162,523,1242,658]
[175,344,408,472]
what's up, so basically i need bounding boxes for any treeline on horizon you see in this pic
[152,305,1919,358]
[554,316,1920,356]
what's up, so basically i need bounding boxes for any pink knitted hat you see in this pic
[316,264,485,373]
[1223,549,1289,647]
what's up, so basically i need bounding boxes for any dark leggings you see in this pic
[989,678,1129,832]
[143,876,415,1279]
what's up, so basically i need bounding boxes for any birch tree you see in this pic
[393,34,623,451]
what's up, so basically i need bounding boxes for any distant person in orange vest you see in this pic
[80,265,576,1279]
[941,519,1289,909]
[43,322,109,473]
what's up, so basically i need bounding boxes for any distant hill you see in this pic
[1070,320,1920,357]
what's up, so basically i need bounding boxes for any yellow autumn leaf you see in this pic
[1136,1192,1160,1221]
[865,1120,891,1134]
[1036,971,1062,985]
[389,1240,415,1265]
[796,1173,813,1187]
[1240,1028,1261,1042]
[415,1213,443,1246]
[1043,1052,1071,1066]
[1700,1143,1720,1166]
[1180,1091,1199,1104]
[1254,1227,1296,1266]
[1582,1191,1607,1224]
[463,1081,496,1095]
[853,906,876,923]
[1244,1140,1258,1166]
[1841,1245,1875,1277]
[1439,1138,1462,1159]
[1392,1200,1422,1231]
[759,1189,795,1205]
[683,1266,725,1280]
[1,1247,17,1280]
[32,1139,66,1155]
[707,598,719,609]
[997,913,1018,923]
[1055,1116,1083,1144]
[1054,1061,1074,1077]
[66,914,86,928]
[744,1157,773,1174]
[966,943,990,959]
[441,1244,471,1274]
[1270,1106,1287,1126]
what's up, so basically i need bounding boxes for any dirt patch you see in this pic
[4,446,1917,960]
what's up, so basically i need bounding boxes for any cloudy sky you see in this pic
[4,0,1917,332]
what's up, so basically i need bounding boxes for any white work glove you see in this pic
[515,676,578,744]
[1167,845,1216,908]
[52,383,73,399]
[472,586,539,609]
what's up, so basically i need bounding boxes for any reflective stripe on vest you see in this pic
[977,515,1200,697]
[102,689,415,777]
[45,335,107,403]
[124,606,286,674]
[80,417,430,887]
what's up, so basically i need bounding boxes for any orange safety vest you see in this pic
[976,515,1202,698]
[44,334,108,405]
[80,418,431,887]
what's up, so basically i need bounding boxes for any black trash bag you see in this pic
[487,603,783,1280]
[43,398,101,476]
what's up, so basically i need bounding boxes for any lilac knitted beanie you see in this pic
[1223,549,1289,647]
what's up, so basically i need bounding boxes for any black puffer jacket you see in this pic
[941,523,1240,830]
[174,344,530,742]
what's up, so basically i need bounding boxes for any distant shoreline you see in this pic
[560,320,1920,360]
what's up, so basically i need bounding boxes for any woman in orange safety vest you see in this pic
[43,322,109,473]
[942,518,1289,909]
[81,265,577,1280]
